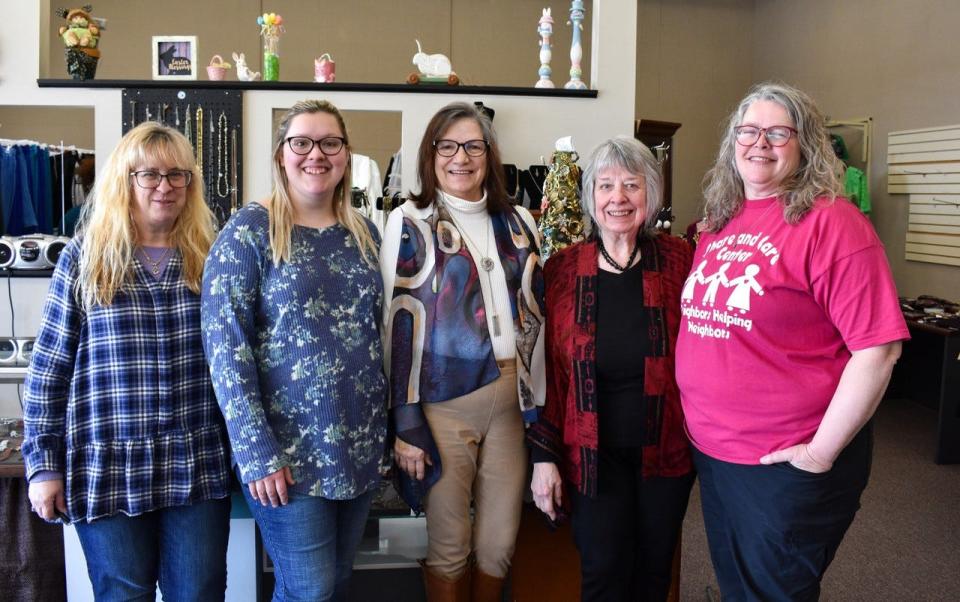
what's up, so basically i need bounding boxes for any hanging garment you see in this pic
[28,145,53,233]
[1,145,40,236]
[844,165,870,214]
[351,153,384,234]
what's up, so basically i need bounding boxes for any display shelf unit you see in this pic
[37,79,598,98]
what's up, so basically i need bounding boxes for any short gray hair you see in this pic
[581,136,663,235]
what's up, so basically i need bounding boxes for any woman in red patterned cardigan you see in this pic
[527,136,694,602]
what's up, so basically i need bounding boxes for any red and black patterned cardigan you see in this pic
[527,233,694,498]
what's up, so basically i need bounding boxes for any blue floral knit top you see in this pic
[201,203,388,500]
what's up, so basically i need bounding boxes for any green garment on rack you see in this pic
[845,165,870,214]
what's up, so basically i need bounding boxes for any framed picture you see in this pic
[152,36,197,80]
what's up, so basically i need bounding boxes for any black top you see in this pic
[595,262,649,448]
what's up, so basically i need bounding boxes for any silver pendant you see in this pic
[480,257,495,272]
[492,315,501,337]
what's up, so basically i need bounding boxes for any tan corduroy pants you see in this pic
[421,361,527,580]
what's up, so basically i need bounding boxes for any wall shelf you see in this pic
[37,79,598,98]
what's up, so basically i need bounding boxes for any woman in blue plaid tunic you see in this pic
[201,100,388,601]
[22,122,232,601]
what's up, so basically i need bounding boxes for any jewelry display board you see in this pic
[122,88,243,227]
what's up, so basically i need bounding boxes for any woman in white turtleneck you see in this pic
[380,102,545,601]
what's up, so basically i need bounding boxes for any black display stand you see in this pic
[122,88,242,227]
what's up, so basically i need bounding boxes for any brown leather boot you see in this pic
[470,566,505,602]
[421,560,471,602]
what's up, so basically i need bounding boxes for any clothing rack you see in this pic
[825,117,872,191]
[0,137,95,155]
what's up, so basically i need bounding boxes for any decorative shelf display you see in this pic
[36,79,597,98]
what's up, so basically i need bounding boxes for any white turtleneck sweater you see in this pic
[380,191,539,360]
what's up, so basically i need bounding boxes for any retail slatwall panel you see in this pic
[888,125,960,266]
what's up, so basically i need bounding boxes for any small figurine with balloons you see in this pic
[257,11,284,81]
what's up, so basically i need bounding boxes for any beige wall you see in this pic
[635,0,755,232]
[44,0,590,87]
[0,106,94,149]
[752,0,960,299]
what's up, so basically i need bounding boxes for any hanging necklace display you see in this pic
[140,247,171,276]
[216,112,229,198]
[597,235,640,272]
[184,104,193,150]
[231,127,239,214]
[443,203,501,336]
[194,106,203,180]
[174,104,180,127]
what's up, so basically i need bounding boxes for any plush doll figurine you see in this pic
[56,5,103,80]
[57,5,100,49]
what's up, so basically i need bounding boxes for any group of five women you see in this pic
[22,81,907,602]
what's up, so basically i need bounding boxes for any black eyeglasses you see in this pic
[434,139,489,157]
[129,170,192,189]
[734,125,798,147]
[285,136,346,156]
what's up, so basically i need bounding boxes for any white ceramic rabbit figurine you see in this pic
[412,40,452,78]
[232,51,261,82]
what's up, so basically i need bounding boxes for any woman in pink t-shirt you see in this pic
[676,82,909,601]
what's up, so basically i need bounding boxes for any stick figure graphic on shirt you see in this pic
[725,264,764,313]
[701,262,732,306]
[682,260,708,304]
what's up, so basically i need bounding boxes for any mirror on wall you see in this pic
[0,105,95,237]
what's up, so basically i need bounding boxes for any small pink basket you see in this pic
[207,55,229,81]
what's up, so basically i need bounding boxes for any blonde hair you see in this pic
[76,122,215,306]
[702,82,844,232]
[267,99,377,266]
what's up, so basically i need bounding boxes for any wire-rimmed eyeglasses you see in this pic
[734,125,798,147]
[434,139,489,157]
[285,136,346,156]
[129,170,192,189]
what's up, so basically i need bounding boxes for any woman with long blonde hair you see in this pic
[201,99,387,601]
[23,122,232,600]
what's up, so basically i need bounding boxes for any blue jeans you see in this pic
[73,496,231,602]
[242,486,374,602]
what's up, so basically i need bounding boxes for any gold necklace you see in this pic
[216,111,229,198]
[140,247,171,275]
[195,106,204,180]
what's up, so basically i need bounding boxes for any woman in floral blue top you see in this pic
[201,99,387,601]
[23,122,232,600]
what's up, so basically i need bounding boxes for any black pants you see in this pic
[693,423,873,602]
[571,447,695,602]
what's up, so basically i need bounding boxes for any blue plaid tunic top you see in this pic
[201,203,388,499]
[22,240,232,523]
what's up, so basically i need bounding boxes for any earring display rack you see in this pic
[122,88,243,227]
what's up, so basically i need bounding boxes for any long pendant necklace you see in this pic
[445,204,502,336]
[598,235,640,272]
[216,111,229,198]
[140,247,171,276]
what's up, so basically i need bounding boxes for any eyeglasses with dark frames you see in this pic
[285,136,346,156]
[129,170,192,189]
[434,139,489,157]
[734,125,798,147]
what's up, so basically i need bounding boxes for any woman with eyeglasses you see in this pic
[380,102,545,601]
[201,99,387,601]
[676,82,909,600]
[23,122,232,600]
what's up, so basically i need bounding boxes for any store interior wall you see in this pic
[753,0,960,300]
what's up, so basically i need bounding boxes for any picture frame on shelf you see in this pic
[151,36,197,80]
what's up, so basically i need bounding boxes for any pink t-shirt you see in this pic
[676,196,909,464]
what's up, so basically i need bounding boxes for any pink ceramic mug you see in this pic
[314,54,335,83]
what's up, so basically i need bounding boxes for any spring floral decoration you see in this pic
[257,12,285,81]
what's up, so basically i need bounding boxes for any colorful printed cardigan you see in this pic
[527,233,694,498]
[385,200,545,510]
